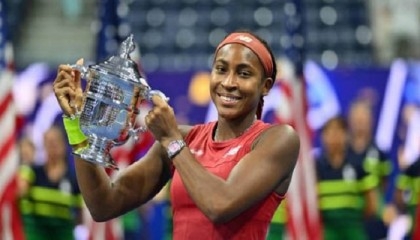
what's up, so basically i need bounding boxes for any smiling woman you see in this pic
[52,30,300,240]
[211,34,274,140]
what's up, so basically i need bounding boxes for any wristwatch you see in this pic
[166,140,186,159]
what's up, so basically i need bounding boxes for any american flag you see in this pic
[280,1,322,239]
[0,0,24,239]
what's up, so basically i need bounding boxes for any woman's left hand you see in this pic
[145,95,182,143]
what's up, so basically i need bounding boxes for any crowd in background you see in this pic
[269,99,420,240]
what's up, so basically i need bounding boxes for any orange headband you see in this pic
[215,32,274,78]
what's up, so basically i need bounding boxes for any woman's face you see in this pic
[210,44,271,120]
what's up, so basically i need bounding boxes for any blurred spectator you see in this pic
[18,125,83,240]
[394,158,420,239]
[347,100,394,239]
[17,136,36,199]
[17,136,35,166]
[316,116,378,240]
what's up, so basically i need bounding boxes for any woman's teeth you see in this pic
[221,95,239,102]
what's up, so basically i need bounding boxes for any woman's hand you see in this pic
[53,59,84,116]
[145,95,181,144]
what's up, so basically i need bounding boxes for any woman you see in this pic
[53,31,299,239]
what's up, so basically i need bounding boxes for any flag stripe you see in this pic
[1,202,12,240]
[287,159,309,240]
[0,102,20,240]
[0,102,18,196]
[0,95,15,152]
[0,71,13,97]
[0,127,16,169]
[0,89,12,116]
[297,80,321,239]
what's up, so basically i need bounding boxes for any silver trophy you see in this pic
[71,34,167,170]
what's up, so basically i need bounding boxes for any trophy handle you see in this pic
[128,89,169,142]
[69,64,89,79]
[128,126,147,142]
[146,89,169,102]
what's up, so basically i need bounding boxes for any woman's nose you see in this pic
[221,72,237,88]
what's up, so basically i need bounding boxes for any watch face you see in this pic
[167,140,185,159]
[169,142,180,152]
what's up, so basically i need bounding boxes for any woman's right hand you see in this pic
[53,59,84,116]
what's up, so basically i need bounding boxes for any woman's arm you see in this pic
[74,142,171,221]
[144,93,299,223]
[167,125,299,223]
[75,126,191,221]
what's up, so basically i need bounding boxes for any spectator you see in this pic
[347,100,394,239]
[316,116,378,240]
[17,136,36,166]
[18,125,83,240]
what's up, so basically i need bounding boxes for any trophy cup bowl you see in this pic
[70,34,167,169]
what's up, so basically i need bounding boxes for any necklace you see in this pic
[214,119,256,142]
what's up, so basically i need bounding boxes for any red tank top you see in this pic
[170,120,285,240]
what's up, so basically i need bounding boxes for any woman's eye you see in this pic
[239,71,251,77]
[215,66,226,73]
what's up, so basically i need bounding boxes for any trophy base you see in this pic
[73,137,119,170]
[74,150,119,170]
